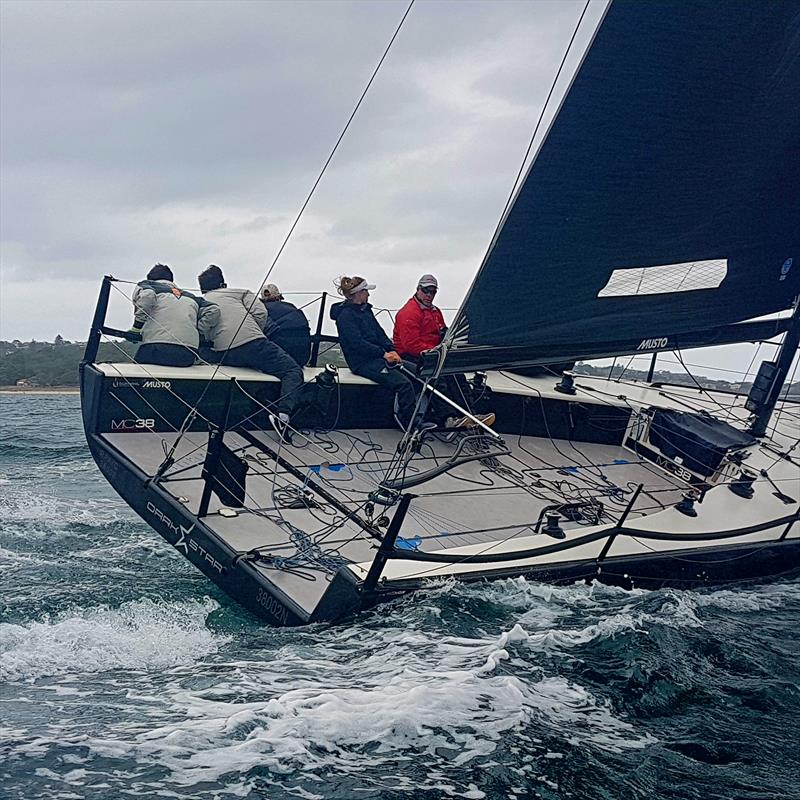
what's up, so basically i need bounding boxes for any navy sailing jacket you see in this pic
[265,300,311,336]
[330,301,393,371]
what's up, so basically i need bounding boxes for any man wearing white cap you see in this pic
[393,274,446,361]
[394,275,495,428]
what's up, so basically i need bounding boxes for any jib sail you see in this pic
[427,0,800,375]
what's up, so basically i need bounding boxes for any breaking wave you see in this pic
[0,597,224,683]
[0,486,131,528]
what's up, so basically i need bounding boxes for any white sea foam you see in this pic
[522,611,646,650]
[63,620,655,791]
[0,545,37,564]
[0,597,223,682]
[0,487,131,529]
[462,576,800,640]
[442,577,652,651]
[693,583,800,612]
[480,575,647,607]
[637,583,800,628]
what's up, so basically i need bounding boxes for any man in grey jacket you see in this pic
[131,264,219,367]
[198,265,303,437]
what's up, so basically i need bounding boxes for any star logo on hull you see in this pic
[173,523,196,554]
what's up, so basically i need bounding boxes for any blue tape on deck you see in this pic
[396,536,422,551]
[309,464,347,474]
[613,459,631,465]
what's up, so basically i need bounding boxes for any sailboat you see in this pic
[80,1,800,626]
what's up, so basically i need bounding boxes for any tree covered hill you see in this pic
[1,338,797,399]
[1,338,136,386]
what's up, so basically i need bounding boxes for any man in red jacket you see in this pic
[393,274,447,359]
[393,275,494,428]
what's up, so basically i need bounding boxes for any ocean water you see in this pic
[1,394,799,800]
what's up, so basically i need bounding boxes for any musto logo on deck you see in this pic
[779,257,792,281]
[146,501,225,574]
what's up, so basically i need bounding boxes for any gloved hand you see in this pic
[126,322,143,341]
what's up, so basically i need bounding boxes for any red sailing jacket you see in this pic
[393,297,446,359]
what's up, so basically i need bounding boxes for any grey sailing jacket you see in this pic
[132,280,219,348]
[202,287,268,352]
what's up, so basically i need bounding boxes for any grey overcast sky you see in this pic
[1,0,599,339]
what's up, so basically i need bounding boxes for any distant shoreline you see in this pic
[0,386,79,395]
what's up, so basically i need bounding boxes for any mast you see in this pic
[748,301,800,438]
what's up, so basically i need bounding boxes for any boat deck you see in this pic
[102,424,686,607]
[95,363,799,610]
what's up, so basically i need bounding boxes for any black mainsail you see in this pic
[425,0,800,375]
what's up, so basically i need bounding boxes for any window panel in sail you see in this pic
[597,259,728,298]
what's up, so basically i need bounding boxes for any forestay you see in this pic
[426,0,800,375]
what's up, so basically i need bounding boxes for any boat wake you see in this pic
[2,563,798,799]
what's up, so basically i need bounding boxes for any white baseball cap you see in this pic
[418,274,438,288]
[350,279,375,294]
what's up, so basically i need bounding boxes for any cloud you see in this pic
[0,0,587,340]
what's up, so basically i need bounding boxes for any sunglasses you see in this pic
[419,286,437,295]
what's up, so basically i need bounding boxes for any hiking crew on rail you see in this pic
[330,276,420,429]
[393,274,494,429]
[197,265,304,437]
[260,283,312,367]
[128,264,491,433]
[130,263,219,367]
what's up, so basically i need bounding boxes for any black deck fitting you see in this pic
[675,491,699,517]
[554,371,577,395]
[542,512,566,539]
[729,469,757,499]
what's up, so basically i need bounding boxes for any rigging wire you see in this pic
[487,0,591,242]
[438,0,593,376]
[160,0,417,458]
[247,0,414,299]
[672,350,742,423]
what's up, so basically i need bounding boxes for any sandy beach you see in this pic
[0,386,80,395]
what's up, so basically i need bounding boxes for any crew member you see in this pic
[130,263,219,367]
[393,274,447,361]
[393,274,494,428]
[260,283,312,367]
[330,276,418,429]
[198,265,303,438]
